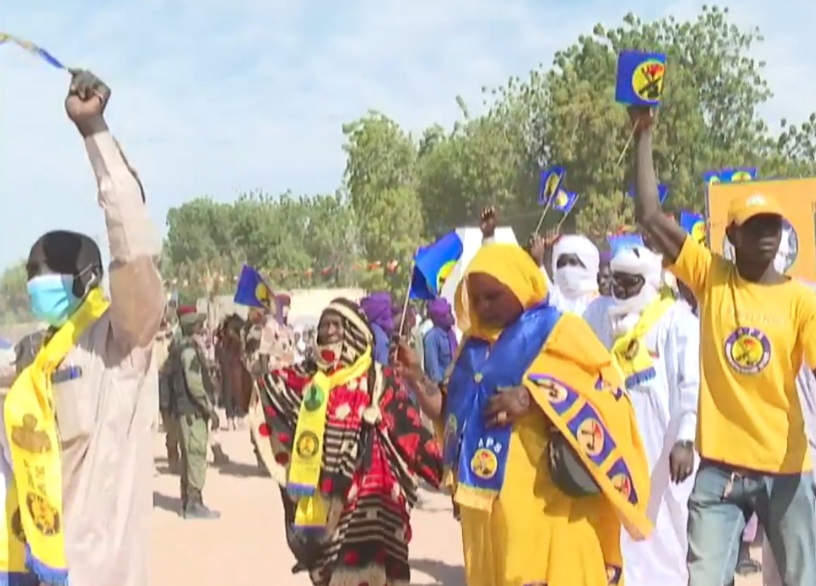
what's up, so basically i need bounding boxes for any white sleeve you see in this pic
[668,310,700,442]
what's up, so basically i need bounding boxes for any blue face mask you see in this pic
[27,274,80,327]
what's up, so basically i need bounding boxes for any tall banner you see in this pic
[707,178,815,281]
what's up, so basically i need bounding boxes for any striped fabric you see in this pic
[254,298,442,585]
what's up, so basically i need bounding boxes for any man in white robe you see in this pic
[583,243,699,586]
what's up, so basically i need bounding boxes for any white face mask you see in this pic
[555,266,597,298]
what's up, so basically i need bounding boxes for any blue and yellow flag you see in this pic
[703,167,758,185]
[627,183,668,204]
[607,233,644,257]
[409,232,463,300]
[538,165,566,205]
[551,189,579,214]
[234,264,274,309]
[679,211,706,246]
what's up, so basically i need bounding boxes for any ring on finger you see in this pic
[496,411,508,424]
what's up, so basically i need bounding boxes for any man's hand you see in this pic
[669,440,694,483]
[65,69,111,137]
[210,410,221,431]
[394,340,423,383]
[526,229,559,266]
[484,385,531,427]
[479,206,498,239]
[627,106,657,136]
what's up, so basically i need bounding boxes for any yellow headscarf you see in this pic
[455,243,548,341]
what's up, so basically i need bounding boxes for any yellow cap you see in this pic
[727,192,784,226]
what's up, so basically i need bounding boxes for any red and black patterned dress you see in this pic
[252,299,442,586]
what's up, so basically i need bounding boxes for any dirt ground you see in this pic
[151,428,763,585]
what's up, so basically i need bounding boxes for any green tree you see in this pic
[342,112,424,291]
[0,260,31,324]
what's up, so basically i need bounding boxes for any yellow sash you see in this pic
[610,292,674,388]
[288,349,371,531]
[3,288,108,585]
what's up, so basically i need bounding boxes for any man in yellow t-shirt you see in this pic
[627,106,816,586]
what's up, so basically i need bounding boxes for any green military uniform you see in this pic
[172,313,220,520]
[159,326,181,472]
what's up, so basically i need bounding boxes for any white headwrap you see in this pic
[551,235,600,299]
[608,245,663,336]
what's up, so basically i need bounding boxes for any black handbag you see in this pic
[547,429,601,497]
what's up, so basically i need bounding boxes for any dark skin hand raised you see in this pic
[479,206,498,240]
[629,106,687,264]
[65,69,111,137]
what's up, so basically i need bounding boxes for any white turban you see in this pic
[551,235,600,298]
[608,244,664,335]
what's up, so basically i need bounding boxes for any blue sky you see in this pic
[1,0,814,271]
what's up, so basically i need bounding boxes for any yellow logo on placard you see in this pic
[553,190,569,208]
[631,60,665,102]
[731,170,753,182]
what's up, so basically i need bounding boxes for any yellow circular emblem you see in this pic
[630,59,665,102]
[470,447,498,480]
[544,172,560,198]
[255,283,269,302]
[577,418,605,457]
[553,190,569,208]
[707,174,721,185]
[622,340,639,360]
[731,170,753,182]
[725,327,770,374]
[690,220,706,246]
[25,493,60,536]
[435,260,457,292]
[295,431,320,460]
[538,378,569,404]
[611,473,632,500]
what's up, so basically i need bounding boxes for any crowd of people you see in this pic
[1,69,814,586]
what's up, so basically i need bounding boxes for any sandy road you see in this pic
[150,428,762,585]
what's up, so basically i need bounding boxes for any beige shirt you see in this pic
[52,132,164,586]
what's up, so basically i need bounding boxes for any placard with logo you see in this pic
[706,178,816,281]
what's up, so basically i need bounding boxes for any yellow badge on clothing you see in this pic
[3,287,108,584]
[288,349,371,531]
[611,292,674,388]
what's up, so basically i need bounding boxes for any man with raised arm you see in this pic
[629,106,816,585]
[2,70,164,586]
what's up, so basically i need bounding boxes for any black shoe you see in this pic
[183,501,221,520]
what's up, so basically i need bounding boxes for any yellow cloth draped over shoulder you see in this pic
[2,288,109,586]
[445,244,652,586]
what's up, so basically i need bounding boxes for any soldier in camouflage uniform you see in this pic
[158,306,198,472]
[172,311,220,519]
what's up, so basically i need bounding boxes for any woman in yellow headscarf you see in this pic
[397,243,653,585]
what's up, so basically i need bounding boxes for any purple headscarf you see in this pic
[428,298,458,352]
[360,292,395,334]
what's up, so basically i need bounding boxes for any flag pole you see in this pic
[397,262,414,338]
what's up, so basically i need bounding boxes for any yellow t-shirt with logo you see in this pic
[671,236,816,473]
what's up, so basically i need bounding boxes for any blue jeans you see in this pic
[687,459,816,586]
